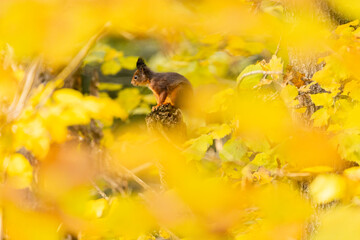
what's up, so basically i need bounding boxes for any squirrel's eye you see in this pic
[134,75,138,80]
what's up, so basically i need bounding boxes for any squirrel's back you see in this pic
[132,58,193,110]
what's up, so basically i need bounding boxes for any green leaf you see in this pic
[219,138,248,163]
[237,64,263,90]
[210,124,232,139]
[251,152,277,169]
[184,134,213,161]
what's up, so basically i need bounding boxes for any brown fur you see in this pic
[131,58,193,110]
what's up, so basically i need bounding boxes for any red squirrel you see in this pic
[131,58,193,111]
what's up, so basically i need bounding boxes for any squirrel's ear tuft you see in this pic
[136,57,146,69]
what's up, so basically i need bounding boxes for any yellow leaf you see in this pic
[204,88,234,113]
[268,55,283,81]
[184,134,213,161]
[252,152,277,169]
[6,153,33,188]
[53,88,83,106]
[343,80,360,101]
[98,197,155,238]
[344,166,360,181]
[104,48,120,61]
[315,207,360,240]
[119,56,138,70]
[101,59,122,75]
[98,83,122,91]
[280,84,298,106]
[85,198,108,219]
[311,108,330,127]
[116,88,142,113]
[310,93,334,107]
[312,56,348,92]
[210,124,232,139]
[5,203,60,240]
[309,174,346,204]
[219,137,248,163]
[335,20,359,36]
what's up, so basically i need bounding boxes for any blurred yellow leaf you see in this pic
[98,82,122,91]
[184,134,213,161]
[280,84,298,106]
[116,88,142,113]
[5,153,33,188]
[219,137,248,163]
[210,124,232,139]
[85,198,108,219]
[101,59,122,75]
[315,207,360,240]
[98,197,155,238]
[53,88,83,106]
[119,55,138,70]
[344,166,360,181]
[5,203,60,240]
[311,108,330,127]
[309,174,346,204]
[204,88,234,113]
[252,152,277,169]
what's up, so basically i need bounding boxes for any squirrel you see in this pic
[131,57,193,111]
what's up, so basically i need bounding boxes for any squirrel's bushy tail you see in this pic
[172,83,194,110]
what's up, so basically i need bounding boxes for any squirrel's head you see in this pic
[131,57,152,86]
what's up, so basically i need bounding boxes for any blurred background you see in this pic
[1,0,360,239]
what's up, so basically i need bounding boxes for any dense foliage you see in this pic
[1,0,360,239]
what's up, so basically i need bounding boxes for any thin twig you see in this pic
[119,165,155,193]
[275,36,282,56]
[101,174,126,196]
[90,179,110,201]
[237,70,283,85]
[105,165,181,240]
[7,58,41,122]
[131,162,154,174]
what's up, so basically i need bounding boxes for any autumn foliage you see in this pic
[2,0,360,240]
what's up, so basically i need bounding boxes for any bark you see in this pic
[145,103,187,141]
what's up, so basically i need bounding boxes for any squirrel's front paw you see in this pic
[152,105,160,111]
